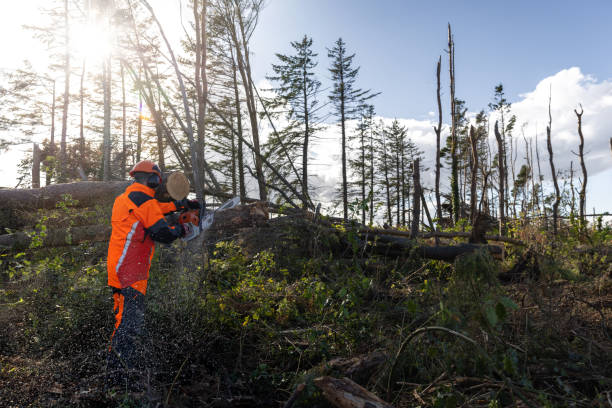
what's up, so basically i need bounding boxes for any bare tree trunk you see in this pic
[154,117,165,170]
[121,62,127,179]
[136,69,142,163]
[194,0,208,198]
[46,79,57,185]
[448,24,459,224]
[228,3,266,201]
[411,158,421,239]
[382,132,393,226]
[469,126,479,225]
[546,89,561,236]
[231,116,237,196]
[231,51,247,202]
[570,161,576,217]
[434,56,443,222]
[302,66,310,209]
[522,128,533,218]
[59,0,70,182]
[494,121,505,235]
[420,190,439,245]
[510,136,517,218]
[341,90,348,220]
[369,125,374,225]
[102,57,111,181]
[360,126,366,225]
[575,105,587,233]
[395,151,401,226]
[79,59,86,176]
[535,131,546,220]
[32,143,41,189]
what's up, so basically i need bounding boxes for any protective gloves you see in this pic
[174,199,202,211]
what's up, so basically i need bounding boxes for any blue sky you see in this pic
[251,0,612,119]
[247,0,612,214]
[1,0,610,214]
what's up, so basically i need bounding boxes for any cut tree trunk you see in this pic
[314,376,395,408]
[0,225,111,251]
[0,181,131,211]
[0,173,198,212]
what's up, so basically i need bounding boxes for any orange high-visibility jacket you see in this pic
[107,182,180,294]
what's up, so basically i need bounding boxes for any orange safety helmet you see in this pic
[129,160,162,178]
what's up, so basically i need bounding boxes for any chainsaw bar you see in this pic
[200,196,241,233]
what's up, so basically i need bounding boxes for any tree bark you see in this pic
[80,59,86,176]
[303,64,310,209]
[381,131,393,226]
[494,121,505,235]
[434,56,443,222]
[121,61,127,179]
[341,73,348,221]
[59,0,70,182]
[47,79,56,185]
[194,0,208,199]
[0,225,111,251]
[575,105,587,233]
[102,56,112,181]
[468,125,479,225]
[535,131,546,219]
[546,90,560,236]
[0,181,131,211]
[32,143,41,189]
[136,70,143,162]
[231,53,247,202]
[314,376,394,408]
[410,158,421,239]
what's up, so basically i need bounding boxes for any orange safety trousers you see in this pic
[107,286,145,387]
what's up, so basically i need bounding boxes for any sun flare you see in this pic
[71,22,114,62]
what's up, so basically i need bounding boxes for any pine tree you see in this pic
[267,35,321,208]
[328,38,377,220]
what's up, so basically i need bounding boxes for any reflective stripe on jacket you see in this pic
[107,182,179,293]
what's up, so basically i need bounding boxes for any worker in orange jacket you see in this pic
[106,160,199,390]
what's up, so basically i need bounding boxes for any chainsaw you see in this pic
[178,196,241,241]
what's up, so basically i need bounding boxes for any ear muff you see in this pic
[147,173,161,189]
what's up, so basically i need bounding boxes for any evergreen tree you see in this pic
[328,38,377,220]
[267,35,321,207]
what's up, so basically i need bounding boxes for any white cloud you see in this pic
[508,67,612,177]
[306,67,612,213]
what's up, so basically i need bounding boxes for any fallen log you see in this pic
[357,227,524,246]
[314,376,394,408]
[360,233,503,261]
[0,181,130,212]
[1,206,110,231]
[419,243,502,261]
[325,352,387,385]
[0,225,111,251]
